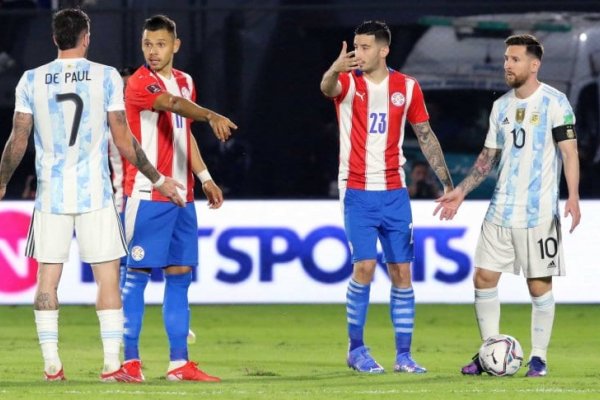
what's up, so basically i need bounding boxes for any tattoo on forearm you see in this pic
[131,138,160,182]
[458,147,501,195]
[34,292,58,310]
[413,122,453,189]
[0,112,32,186]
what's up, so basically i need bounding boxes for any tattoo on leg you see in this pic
[34,292,58,310]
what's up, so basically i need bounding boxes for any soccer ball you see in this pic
[478,334,524,376]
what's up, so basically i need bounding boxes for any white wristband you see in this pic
[196,169,212,184]
[152,174,165,188]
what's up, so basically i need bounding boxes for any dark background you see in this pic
[1,0,600,199]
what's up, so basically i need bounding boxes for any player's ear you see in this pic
[173,38,181,54]
[380,45,389,58]
[531,58,540,73]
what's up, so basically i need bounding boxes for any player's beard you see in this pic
[505,72,527,89]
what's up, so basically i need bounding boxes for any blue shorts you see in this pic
[124,199,198,268]
[342,188,414,264]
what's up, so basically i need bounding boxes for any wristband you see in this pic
[196,169,212,184]
[152,174,165,188]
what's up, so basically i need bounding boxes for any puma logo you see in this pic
[355,91,365,101]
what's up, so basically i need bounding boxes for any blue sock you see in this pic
[122,270,149,361]
[391,286,415,355]
[164,272,192,361]
[119,265,127,290]
[346,279,370,351]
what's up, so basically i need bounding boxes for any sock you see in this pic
[97,308,124,373]
[34,310,62,374]
[346,279,370,351]
[164,272,192,362]
[530,291,555,361]
[119,265,127,290]
[390,286,415,355]
[168,360,188,372]
[474,287,500,341]
[122,270,150,361]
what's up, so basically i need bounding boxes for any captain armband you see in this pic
[552,124,577,142]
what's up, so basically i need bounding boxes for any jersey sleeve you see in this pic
[106,67,125,112]
[552,93,576,128]
[333,72,351,103]
[125,72,164,111]
[14,71,32,114]
[406,79,429,124]
[483,101,502,149]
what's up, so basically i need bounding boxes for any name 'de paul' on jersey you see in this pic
[44,70,92,84]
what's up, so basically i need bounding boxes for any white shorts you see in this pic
[474,218,565,278]
[26,204,127,264]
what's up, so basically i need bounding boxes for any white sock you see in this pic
[34,310,62,374]
[97,308,124,373]
[530,291,555,361]
[474,287,500,340]
[168,360,187,372]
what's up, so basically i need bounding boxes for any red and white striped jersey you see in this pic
[332,69,429,190]
[124,65,195,202]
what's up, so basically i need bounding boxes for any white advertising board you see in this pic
[0,200,598,304]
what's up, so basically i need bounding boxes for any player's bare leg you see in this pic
[34,263,65,380]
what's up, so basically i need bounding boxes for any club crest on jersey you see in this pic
[530,113,540,125]
[391,92,405,107]
[515,108,526,124]
[181,87,191,100]
[131,245,145,261]
[145,83,162,94]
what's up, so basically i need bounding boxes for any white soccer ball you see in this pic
[478,334,524,376]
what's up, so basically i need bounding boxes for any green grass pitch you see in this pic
[1,304,599,399]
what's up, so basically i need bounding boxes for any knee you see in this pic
[352,260,376,284]
[473,269,500,289]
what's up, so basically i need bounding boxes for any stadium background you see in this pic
[0,0,599,305]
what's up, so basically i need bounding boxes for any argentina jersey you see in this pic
[14,58,124,214]
[483,83,575,229]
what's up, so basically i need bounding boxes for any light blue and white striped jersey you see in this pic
[14,58,124,214]
[484,83,575,229]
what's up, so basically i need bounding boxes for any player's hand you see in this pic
[201,180,223,209]
[156,176,186,207]
[433,187,465,220]
[207,113,238,142]
[564,197,581,233]
[330,41,359,73]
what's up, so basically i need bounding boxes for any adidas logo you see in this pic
[547,260,557,268]
[502,117,510,125]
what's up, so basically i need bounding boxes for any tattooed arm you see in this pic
[433,146,501,220]
[0,111,33,200]
[410,121,454,192]
[457,146,501,196]
[107,110,185,206]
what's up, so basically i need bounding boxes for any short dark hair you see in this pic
[118,66,136,77]
[52,8,90,50]
[143,14,177,37]
[505,34,543,60]
[354,20,391,46]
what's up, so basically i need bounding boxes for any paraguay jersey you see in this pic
[484,83,575,229]
[333,69,429,191]
[14,58,122,214]
[124,66,195,202]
